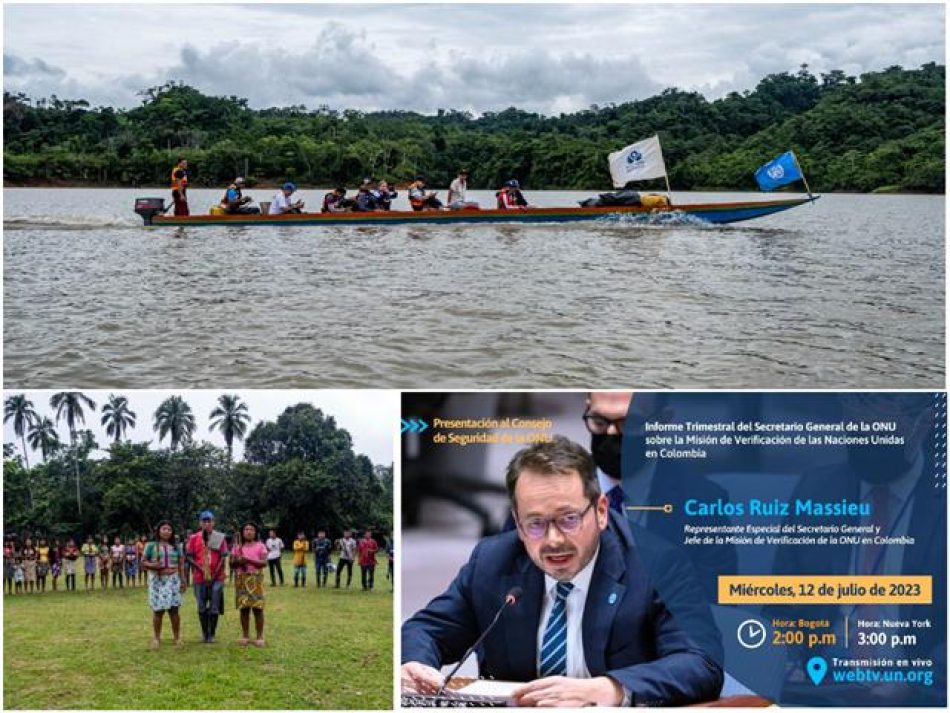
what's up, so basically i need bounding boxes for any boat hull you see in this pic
[145,196,817,227]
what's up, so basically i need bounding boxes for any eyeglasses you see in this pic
[516,501,595,540]
[582,408,626,435]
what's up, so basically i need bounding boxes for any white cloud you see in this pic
[2,4,944,114]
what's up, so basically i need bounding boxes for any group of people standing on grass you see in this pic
[3,533,148,595]
[264,527,394,592]
[5,512,393,650]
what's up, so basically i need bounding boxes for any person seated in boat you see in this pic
[496,179,530,209]
[321,186,353,213]
[447,168,480,210]
[221,177,260,214]
[373,180,398,211]
[170,156,190,216]
[408,177,443,211]
[354,181,381,212]
[269,182,305,215]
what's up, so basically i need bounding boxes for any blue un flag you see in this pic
[754,151,803,191]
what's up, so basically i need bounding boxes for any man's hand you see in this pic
[512,676,623,707]
[400,662,443,695]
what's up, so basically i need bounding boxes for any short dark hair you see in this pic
[505,436,599,506]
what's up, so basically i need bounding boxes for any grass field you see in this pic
[3,555,393,709]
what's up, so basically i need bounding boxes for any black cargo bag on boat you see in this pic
[579,189,641,207]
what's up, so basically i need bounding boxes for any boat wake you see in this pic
[598,211,716,228]
[3,215,139,231]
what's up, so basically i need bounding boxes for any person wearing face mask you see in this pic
[401,436,724,707]
[584,392,737,599]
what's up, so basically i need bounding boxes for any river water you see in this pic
[3,188,944,388]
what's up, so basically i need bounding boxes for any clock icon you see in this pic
[737,619,767,649]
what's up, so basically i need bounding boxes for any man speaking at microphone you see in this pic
[401,436,723,707]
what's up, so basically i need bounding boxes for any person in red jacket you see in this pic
[495,179,531,209]
[357,530,379,591]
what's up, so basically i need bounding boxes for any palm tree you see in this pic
[4,394,38,469]
[50,391,97,514]
[27,417,60,462]
[153,396,196,451]
[101,394,137,443]
[209,394,250,465]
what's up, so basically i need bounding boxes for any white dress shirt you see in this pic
[536,545,600,677]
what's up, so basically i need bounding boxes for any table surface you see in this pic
[404,678,771,707]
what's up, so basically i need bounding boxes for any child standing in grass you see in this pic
[81,535,97,591]
[3,539,16,595]
[111,537,125,588]
[98,536,111,590]
[50,538,62,591]
[63,538,79,591]
[142,520,185,649]
[125,539,138,588]
[14,558,24,594]
[232,522,268,647]
[292,531,309,587]
[137,535,148,586]
[37,538,50,593]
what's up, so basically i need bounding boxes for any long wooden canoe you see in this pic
[135,195,817,227]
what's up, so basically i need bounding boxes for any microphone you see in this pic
[437,587,523,696]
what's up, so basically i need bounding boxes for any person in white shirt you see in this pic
[447,169,479,210]
[265,530,285,586]
[269,182,305,215]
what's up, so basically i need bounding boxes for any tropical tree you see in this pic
[27,417,60,462]
[209,394,251,465]
[153,395,196,451]
[4,394,37,469]
[101,394,137,443]
[50,391,97,513]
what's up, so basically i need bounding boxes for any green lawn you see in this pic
[3,556,393,709]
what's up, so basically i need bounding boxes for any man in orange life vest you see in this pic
[170,157,189,216]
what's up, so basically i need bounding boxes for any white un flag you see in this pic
[608,135,667,187]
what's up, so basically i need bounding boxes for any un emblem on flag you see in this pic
[627,149,643,166]
[767,165,785,180]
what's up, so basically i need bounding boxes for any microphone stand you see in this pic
[437,588,522,697]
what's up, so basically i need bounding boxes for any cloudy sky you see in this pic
[3,390,397,465]
[3,3,944,115]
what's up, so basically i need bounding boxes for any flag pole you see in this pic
[663,173,673,206]
[792,151,814,200]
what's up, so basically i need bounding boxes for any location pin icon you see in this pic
[806,656,828,686]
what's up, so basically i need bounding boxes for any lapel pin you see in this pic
[608,592,618,605]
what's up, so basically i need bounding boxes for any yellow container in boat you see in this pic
[209,205,225,215]
[641,194,670,208]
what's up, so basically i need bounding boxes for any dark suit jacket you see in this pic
[402,511,724,705]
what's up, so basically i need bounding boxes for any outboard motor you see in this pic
[134,197,166,225]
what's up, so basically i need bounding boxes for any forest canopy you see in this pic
[3,63,944,193]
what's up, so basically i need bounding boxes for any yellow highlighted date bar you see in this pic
[718,575,932,604]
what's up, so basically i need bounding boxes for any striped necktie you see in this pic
[539,582,574,677]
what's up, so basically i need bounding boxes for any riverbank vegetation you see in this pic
[3,63,943,192]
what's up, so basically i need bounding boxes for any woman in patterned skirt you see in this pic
[231,522,268,647]
[21,537,38,594]
[142,520,185,648]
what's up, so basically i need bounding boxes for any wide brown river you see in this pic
[3,188,944,388]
